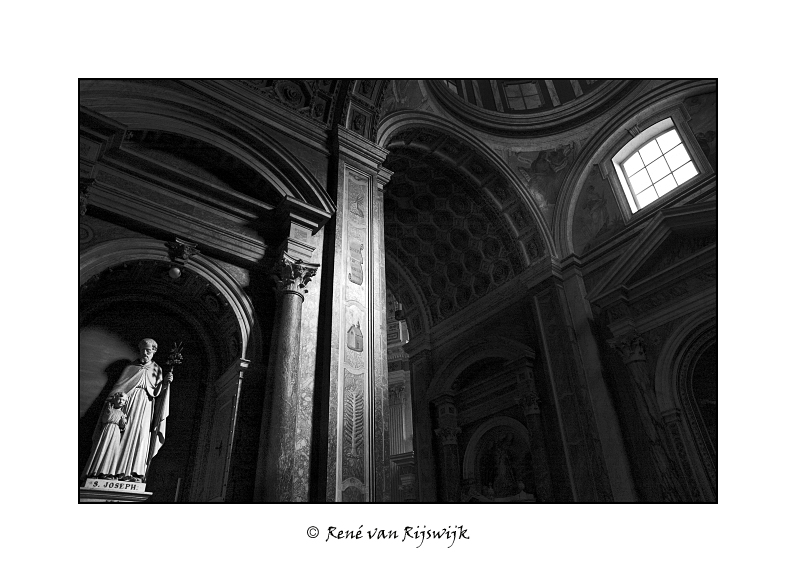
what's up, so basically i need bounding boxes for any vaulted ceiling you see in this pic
[383,125,543,333]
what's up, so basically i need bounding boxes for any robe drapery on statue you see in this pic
[82,398,127,479]
[107,359,170,481]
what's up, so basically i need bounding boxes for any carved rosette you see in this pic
[272,254,319,297]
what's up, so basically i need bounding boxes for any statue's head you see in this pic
[138,338,158,364]
[110,392,128,408]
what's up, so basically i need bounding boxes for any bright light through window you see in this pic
[620,127,698,212]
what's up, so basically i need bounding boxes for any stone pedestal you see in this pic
[79,478,152,503]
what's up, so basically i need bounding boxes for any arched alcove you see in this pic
[79,239,262,502]
[654,311,717,501]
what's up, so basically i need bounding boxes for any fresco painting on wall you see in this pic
[505,142,578,227]
[685,92,717,171]
[381,80,434,117]
[572,166,625,255]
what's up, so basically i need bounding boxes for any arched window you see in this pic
[599,104,714,219]
[617,120,698,212]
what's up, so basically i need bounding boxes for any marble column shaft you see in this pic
[261,256,317,502]
[612,333,686,502]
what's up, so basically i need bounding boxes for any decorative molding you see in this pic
[166,238,201,265]
[426,79,639,137]
[79,178,95,215]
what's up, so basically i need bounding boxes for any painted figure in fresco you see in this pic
[82,392,129,480]
[513,143,577,217]
[97,338,173,483]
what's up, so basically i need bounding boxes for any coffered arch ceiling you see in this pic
[383,126,546,334]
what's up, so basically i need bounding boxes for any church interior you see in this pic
[78,79,717,503]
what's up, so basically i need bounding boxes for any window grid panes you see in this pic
[504,82,542,110]
[621,128,697,211]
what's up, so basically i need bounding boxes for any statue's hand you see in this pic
[166,371,174,383]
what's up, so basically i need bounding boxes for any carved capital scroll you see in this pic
[434,426,462,447]
[272,254,319,297]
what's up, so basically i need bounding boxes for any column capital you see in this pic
[272,253,319,297]
[388,384,405,406]
[517,391,541,416]
[434,426,461,446]
[610,332,646,365]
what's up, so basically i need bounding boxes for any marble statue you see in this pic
[82,392,129,479]
[84,338,174,483]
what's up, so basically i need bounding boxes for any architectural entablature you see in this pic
[588,201,717,336]
[426,336,537,404]
[79,81,336,222]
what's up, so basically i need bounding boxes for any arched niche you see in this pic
[461,416,535,501]
[79,238,261,502]
[654,310,717,501]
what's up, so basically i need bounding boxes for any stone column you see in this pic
[532,282,614,501]
[257,252,318,502]
[611,332,686,502]
[433,395,462,502]
[516,361,554,502]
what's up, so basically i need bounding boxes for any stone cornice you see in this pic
[596,247,716,338]
[89,174,270,265]
[185,80,331,156]
[334,126,390,169]
[588,200,717,305]
[426,80,640,137]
